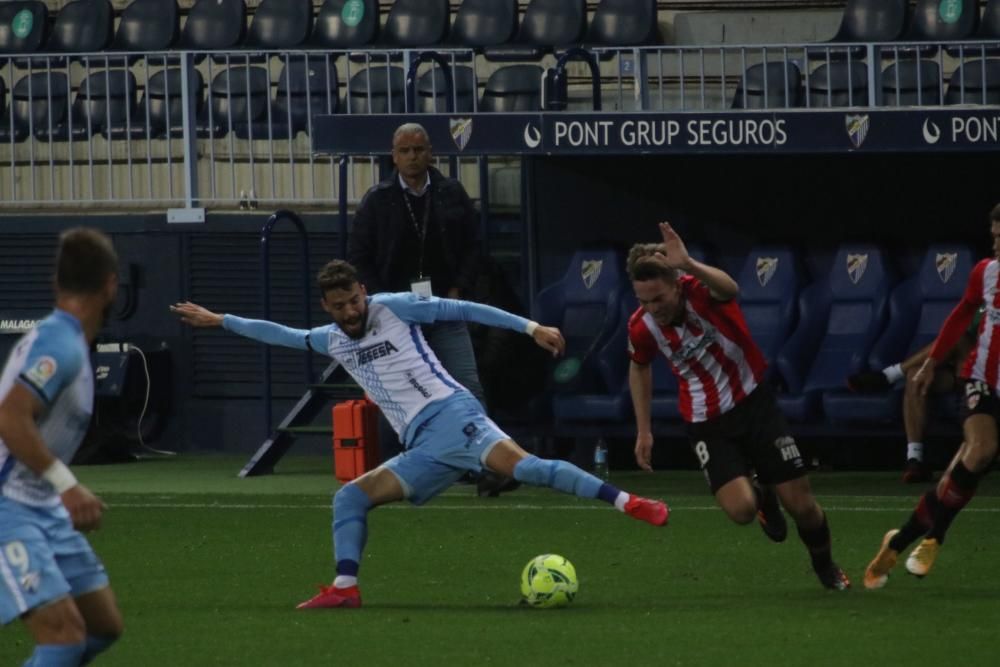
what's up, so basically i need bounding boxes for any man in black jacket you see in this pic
[350,123,514,495]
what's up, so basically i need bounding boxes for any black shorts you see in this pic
[959,378,1000,422]
[686,384,808,494]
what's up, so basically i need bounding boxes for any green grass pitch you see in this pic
[3,455,1000,666]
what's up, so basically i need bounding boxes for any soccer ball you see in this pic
[520,554,578,608]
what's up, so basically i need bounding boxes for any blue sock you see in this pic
[333,483,372,578]
[80,635,116,665]
[22,643,85,667]
[513,455,622,503]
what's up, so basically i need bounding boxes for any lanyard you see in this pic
[401,185,432,279]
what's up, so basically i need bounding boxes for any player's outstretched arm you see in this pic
[171,302,313,351]
[170,301,224,327]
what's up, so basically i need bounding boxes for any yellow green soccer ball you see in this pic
[520,554,578,608]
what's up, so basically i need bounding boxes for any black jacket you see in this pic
[347,166,480,296]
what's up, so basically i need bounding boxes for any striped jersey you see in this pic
[932,258,1000,389]
[0,310,94,508]
[223,293,531,445]
[627,275,766,423]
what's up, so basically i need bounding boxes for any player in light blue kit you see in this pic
[0,229,123,665]
[172,259,670,609]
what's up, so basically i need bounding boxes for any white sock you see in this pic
[614,492,628,512]
[333,575,357,589]
[906,442,924,462]
[883,364,904,384]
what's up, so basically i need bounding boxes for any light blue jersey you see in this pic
[0,310,94,508]
[224,293,532,446]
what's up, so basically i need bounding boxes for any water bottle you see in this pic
[593,439,609,481]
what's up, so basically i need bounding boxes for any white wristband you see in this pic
[42,460,78,494]
[525,321,539,336]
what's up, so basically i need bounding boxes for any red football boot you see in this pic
[623,495,670,527]
[296,584,362,609]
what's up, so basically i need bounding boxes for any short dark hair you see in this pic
[317,259,360,294]
[990,203,1000,224]
[55,227,118,293]
[626,242,678,282]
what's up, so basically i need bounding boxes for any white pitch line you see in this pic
[105,501,1000,513]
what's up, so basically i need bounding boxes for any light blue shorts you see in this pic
[384,392,509,505]
[0,497,108,625]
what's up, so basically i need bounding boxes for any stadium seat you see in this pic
[731,62,802,109]
[108,0,180,63]
[146,66,205,138]
[894,0,978,57]
[809,0,909,60]
[416,66,476,112]
[44,0,114,59]
[11,72,69,141]
[244,0,313,51]
[448,0,517,50]
[380,0,450,48]
[310,0,379,48]
[347,66,405,114]
[829,244,975,423]
[484,0,586,61]
[737,246,802,372]
[234,57,339,139]
[945,59,1000,105]
[177,0,247,62]
[881,60,941,106]
[0,76,22,143]
[777,245,893,422]
[585,0,659,49]
[480,65,544,112]
[197,66,269,139]
[0,2,48,56]
[46,69,138,141]
[532,249,627,422]
[807,62,869,107]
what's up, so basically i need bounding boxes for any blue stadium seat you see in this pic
[449,0,517,50]
[533,249,627,422]
[347,66,405,114]
[777,245,893,422]
[146,66,205,138]
[234,57,339,139]
[807,62,869,107]
[585,0,659,49]
[109,0,180,60]
[244,0,313,51]
[881,60,941,106]
[380,0,450,48]
[732,62,802,109]
[0,2,48,57]
[12,72,69,141]
[480,65,543,111]
[945,59,1000,105]
[417,66,476,112]
[310,0,379,48]
[737,246,802,373]
[178,0,247,62]
[484,0,586,61]
[198,66,270,139]
[809,0,908,60]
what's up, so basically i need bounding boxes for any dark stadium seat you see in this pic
[585,0,659,49]
[309,0,379,49]
[825,244,974,423]
[50,69,138,141]
[244,0,313,51]
[346,66,405,114]
[895,0,978,57]
[776,245,893,422]
[881,60,941,106]
[484,0,586,61]
[177,0,247,62]
[807,62,869,107]
[737,246,802,371]
[947,0,1000,57]
[380,0,450,48]
[731,62,802,109]
[944,58,1000,105]
[449,0,517,50]
[0,2,48,56]
[809,0,908,60]
[480,65,543,112]
[0,76,22,143]
[234,57,339,139]
[416,66,476,112]
[44,0,114,58]
[146,66,205,138]
[108,0,180,63]
[12,72,69,141]
[197,66,270,139]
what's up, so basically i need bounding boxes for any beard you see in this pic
[342,310,368,340]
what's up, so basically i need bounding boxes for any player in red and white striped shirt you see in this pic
[627,222,849,590]
[866,203,1000,589]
